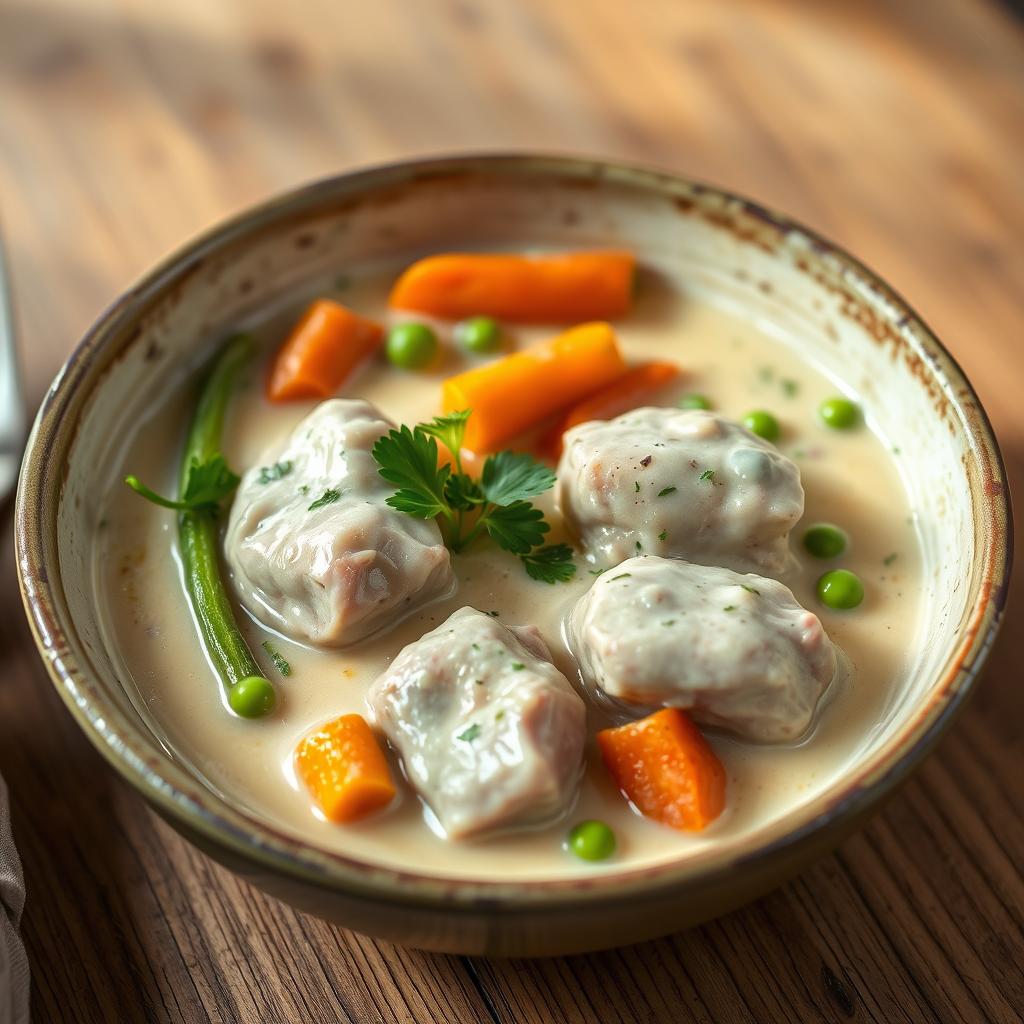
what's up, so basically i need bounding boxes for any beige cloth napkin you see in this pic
[0,772,28,1024]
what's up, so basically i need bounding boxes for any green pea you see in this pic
[742,409,781,442]
[817,569,864,610]
[454,315,502,354]
[803,523,848,560]
[229,676,276,718]
[567,820,616,862]
[819,396,860,430]
[679,393,712,411]
[385,322,438,370]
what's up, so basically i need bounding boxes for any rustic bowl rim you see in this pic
[15,152,1012,913]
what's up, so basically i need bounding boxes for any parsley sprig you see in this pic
[125,454,240,513]
[372,410,575,583]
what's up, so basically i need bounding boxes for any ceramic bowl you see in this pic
[16,154,1011,956]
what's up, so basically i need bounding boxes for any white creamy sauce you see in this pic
[95,267,922,881]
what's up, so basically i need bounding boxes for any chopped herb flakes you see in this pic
[635,540,643,552]
[781,378,799,398]
[658,529,668,541]
[612,573,632,581]
[723,605,737,612]
[308,487,342,511]
[699,469,715,482]
[258,460,292,484]
[658,486,677,497]
[661,619,676,627]
[261,640,292,677]
[298,484,310,496]
[457,723,481,742]
[883,552,899,566]
[589,568,607,576]
[634,480,641,493]
[495,710,505,721]
[740,584,760,595]
[511,662,525,671]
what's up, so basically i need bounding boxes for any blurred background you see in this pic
[2,0,1021,404]
[1,1,1022,1021]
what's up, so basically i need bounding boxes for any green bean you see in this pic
[177,335,276,718]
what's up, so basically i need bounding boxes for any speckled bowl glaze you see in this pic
[16,155,1011,956]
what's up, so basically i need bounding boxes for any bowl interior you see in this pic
[28,157,1006,903]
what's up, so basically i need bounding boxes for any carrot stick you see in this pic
[441,322,627,452]
[597,709,726,831]
[295,714,396,823]
[267,299,383,402]
[538,360,680,460]
[389,251,635,323]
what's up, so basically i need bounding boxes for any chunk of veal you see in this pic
[556,407,803,574]
[567,556,837,742]
[368,607,586,838]
[225,399,452,646]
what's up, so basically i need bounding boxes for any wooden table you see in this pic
[2,0,1022,1020]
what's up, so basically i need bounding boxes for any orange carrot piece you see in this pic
[538,360,680,460]
[267,299,383,402]
[389,251,635,323]
[295,714,396,823]
[597,709,726,831]
[441,322,627,452]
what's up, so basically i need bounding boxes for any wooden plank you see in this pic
[0,0,1021,1020]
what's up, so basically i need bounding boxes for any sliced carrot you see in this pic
[597,709,726,831]
[441,322,627,452]
[538,360,680,460]
[295,714,396,823]
[267,299,384,402]
[389,251,635,323]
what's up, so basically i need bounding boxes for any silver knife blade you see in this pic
[0,234,24,502]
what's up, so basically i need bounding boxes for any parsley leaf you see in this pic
[183,456,241,506]
[372,411,574,582]
[418,410,471,461]
[125,454,239,513]
[308,488,342,511]
[457,723,481,742]
[373,425,452,520]
[257,460,292,484]
[480,450,557,506]
[658,486,677,497]
[521,543,576,584]
[699,469,715,482]
[484,501,549,554]
[445,473,484,510]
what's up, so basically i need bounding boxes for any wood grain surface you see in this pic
[1,0,1023,1020]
